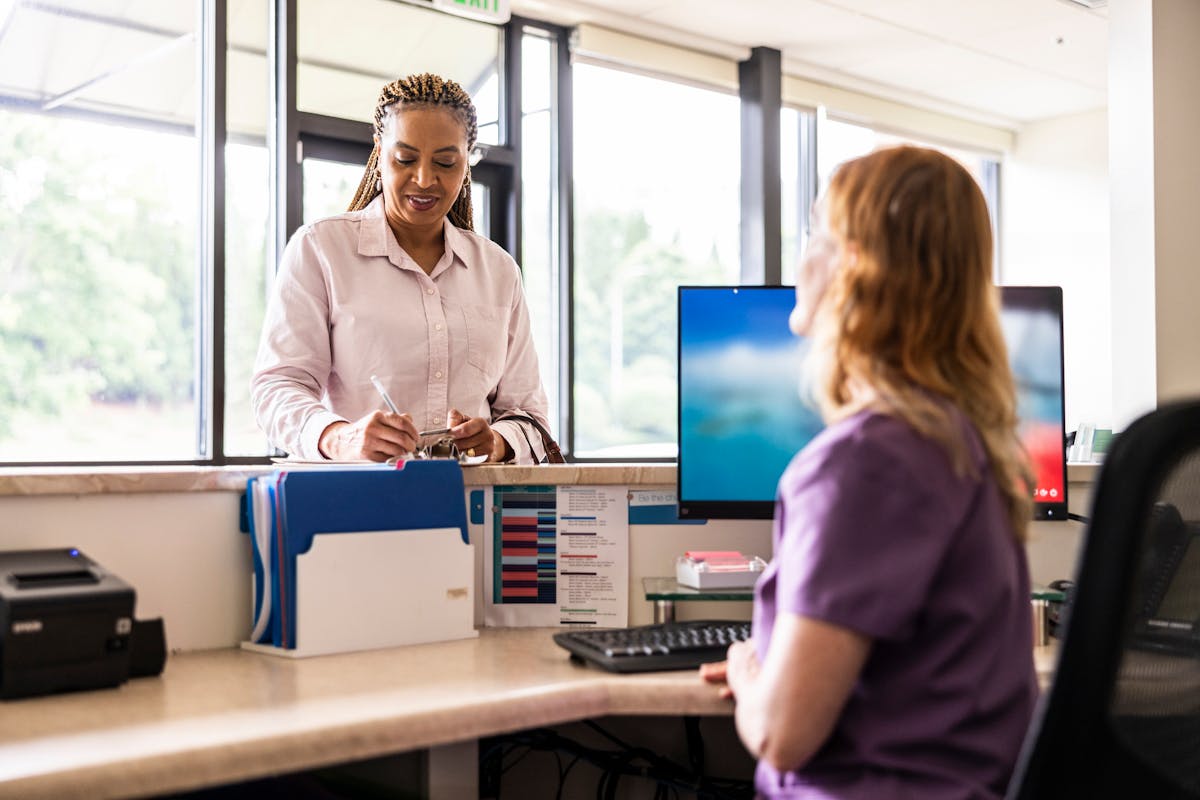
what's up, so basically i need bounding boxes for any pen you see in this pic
[369,374,401,415]
[418,427,451,437]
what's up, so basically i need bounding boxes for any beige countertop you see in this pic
[0,628,1060,800]
[0,627,730,800]
[0,463,1100,498]
[0,463,679,497]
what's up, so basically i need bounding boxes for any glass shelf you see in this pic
[642,577,755,623]
[643,578,1066,628]
[642,576,755,602]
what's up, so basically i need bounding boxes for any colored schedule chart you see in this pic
[484,485,629,628]
[494,486,557,604]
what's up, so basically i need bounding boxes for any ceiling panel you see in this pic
[522,0,1111,124]
[971,17,1107,89]
[0,0,1113,133]
[580,0,674,14]
[644,0,911,68]
[827,0,1038,40]
[846,41,1104,121]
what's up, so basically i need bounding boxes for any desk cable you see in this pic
[479,717,752,800]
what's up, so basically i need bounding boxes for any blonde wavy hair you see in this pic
[810,145,1033,541]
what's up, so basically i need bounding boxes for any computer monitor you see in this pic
[676,285,1068,521]
[1000,285,1068,521]
[676,287,823,520]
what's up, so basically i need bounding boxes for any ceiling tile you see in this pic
[624,0,1108,121]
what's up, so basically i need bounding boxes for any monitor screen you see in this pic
[677,287,823,520]
[677,285,1068,521]
[1000,285,1068,521]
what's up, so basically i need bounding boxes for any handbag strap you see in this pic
[493,413,565,464]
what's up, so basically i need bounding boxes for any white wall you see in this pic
[0,488,773,651]
[1001,108,1111,433]
[0,479,1089,652]
[1108,0,1200,428]
[1,492,253,652]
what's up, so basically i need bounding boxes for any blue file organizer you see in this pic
[244,460,473,656]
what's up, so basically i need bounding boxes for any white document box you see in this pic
[244,527,477,658]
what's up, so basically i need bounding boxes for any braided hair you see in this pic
[348,73,478,230]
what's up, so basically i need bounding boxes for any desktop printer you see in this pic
[0,548,166,699]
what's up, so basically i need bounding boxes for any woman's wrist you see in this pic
[317,421,348,460]
[490,429,512,463]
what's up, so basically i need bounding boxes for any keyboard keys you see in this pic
[553,620,751,673]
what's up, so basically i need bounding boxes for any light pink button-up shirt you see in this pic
[251,197,551,463]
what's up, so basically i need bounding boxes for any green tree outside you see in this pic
[0,110,196,458]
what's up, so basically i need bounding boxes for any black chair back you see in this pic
[1009,399,1200,799]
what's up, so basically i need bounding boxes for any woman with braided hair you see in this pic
[252,74,552,463]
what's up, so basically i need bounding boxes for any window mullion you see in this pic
[198,0,228,461]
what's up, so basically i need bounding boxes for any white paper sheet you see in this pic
[483,485,629,628]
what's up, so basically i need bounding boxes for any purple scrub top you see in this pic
[753,409,1037,799]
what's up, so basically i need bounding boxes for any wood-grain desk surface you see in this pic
[0,629,1060,800]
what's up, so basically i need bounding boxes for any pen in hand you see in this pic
[369,374,401,415]
[418,427,451,438]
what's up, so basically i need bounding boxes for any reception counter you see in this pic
[0,462,1082,798]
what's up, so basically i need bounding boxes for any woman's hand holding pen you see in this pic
[447,408,511,462]
[318,411,418,461]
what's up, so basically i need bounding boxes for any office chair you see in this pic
[1009,399,1200,799]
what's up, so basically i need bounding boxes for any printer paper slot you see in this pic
[12,570,99,588]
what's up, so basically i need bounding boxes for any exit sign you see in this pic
[432,0,510,24]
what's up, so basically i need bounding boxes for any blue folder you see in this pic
[247,460,469,649]
[246,475,278,645]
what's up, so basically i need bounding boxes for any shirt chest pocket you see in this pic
[462,304,509,382]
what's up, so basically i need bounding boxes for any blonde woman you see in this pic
[702,146,1037,799]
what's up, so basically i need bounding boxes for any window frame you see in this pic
[0,6,1003,468]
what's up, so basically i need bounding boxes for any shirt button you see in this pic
[435,371,443,379]
[426,288,434,295]
[434,323,443,331]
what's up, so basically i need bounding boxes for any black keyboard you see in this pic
[553,620,751,673]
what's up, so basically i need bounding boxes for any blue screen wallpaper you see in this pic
[678,285,1066,517]
[678,288,825,504]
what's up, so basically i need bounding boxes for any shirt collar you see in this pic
[356,195,390,259]
[357,196,470,272]
[440,216,471,270]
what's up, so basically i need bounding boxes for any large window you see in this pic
[0,2,201,462]
[571,64,740,458]
[0,5,1014,466]
[520,28,562,432]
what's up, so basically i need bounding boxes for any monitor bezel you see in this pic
[1001,285,1069,522]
